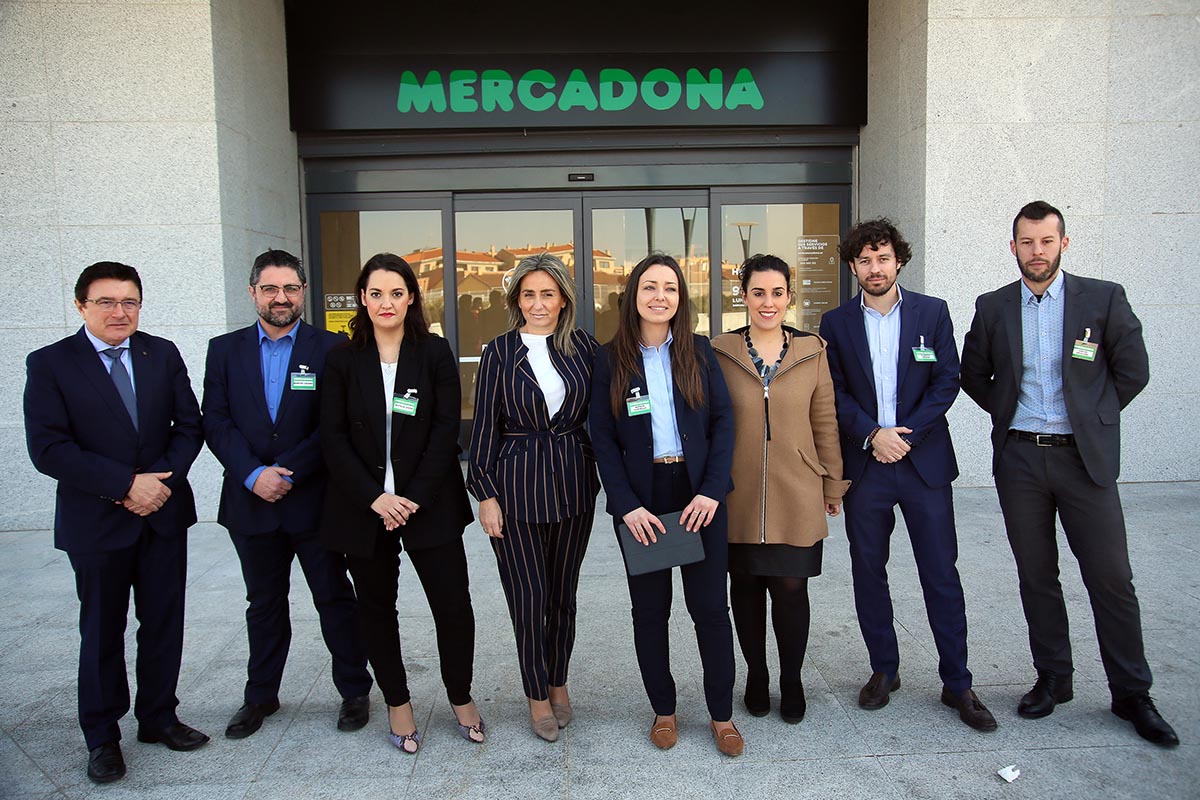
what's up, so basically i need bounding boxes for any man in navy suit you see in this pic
[25,262,208,783]
[203,250,371,740]
[819,220,996,731]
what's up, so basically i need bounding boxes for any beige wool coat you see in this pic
[712,328,851,548]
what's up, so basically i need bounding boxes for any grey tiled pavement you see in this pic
[1,482,1197,799]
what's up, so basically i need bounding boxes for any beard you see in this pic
[1018,251,1061,285]
[860,274,897,297]
[258,302,302,328]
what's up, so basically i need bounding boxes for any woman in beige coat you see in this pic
[712,254,850,725]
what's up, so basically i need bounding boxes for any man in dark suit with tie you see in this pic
[24,262,208,784]
[820,219,996,732]
[960,200,1177,746]
[202,250,371,740]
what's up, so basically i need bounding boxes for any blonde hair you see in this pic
[505,253,578,357]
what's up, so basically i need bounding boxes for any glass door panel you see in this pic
[591,206,710,343]
[453,208,576,422]
[318,209,444,335]
[719,202,841,334]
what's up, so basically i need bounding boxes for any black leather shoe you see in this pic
[225,699,281,739]
[136,721,210,751]
[858,672,900,710]
[1018,672,1073,719]
[744,672,770,717]
[337,695,370,731]
[87,741,125,784]
[941,687,998,732]
[780,680,806,724]
[1112,694,1180,747]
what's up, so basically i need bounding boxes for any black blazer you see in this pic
[960,273,1149,487]
[588,334,735,521]
[819,290,961,489]
[467,328,601,523]
[318,334,473,557]
[24,328,203,553]
[202,321,346,535]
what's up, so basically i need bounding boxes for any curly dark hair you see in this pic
[839,219,912,267]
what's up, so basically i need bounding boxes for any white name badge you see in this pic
[290,372,316,390]
[626,396,651,417]
[392,395,418,416]
[912,347,936,362]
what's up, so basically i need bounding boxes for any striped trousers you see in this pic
[491,510,595,700]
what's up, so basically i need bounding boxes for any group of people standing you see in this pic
[24,200,1177,786]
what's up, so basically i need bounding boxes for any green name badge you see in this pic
[392,395,418,416]
[1072,341,1098,361]
[912,347,937,362]
[290,372,316,391]
[626,396,652,417]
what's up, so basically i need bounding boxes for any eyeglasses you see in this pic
[84,299,142,312]
[255,284,304,298]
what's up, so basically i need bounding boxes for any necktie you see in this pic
[102,347,138,431]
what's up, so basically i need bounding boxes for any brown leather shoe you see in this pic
[649,715,677,750]
[858,672,900,710]
[940,687,998,732]
[710,721,744,757]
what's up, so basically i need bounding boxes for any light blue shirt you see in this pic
[83,326,136,394]
[861,286,903,432]
[1010,270,1072,434]
[244,321,299,491]
[639,331,684,460]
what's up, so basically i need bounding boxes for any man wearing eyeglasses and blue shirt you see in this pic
[202,250,371,742]
[24,262,207,784]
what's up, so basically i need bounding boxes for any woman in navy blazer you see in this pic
[588,254,743,757]
[467,253,601,742]
[319,253,483,753]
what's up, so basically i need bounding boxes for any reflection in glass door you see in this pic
[718,202,841,334]
[590,204,709,343]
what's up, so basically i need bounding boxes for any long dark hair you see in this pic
[608,254,705,415]
[348,253,429,349]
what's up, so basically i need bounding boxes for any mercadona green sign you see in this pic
[397,67,765,114]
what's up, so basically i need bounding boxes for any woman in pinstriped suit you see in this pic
[467,253,601,742]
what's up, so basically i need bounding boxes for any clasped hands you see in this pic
[872,426,913,464]
[622,494,718,546]
[372,493,421,531]
[252,466,294,503]
[122,471,172,516]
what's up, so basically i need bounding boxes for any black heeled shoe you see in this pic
[744,671,770,717]
[781,680,806,724]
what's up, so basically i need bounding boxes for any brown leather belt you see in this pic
[1009,430,1075,447]
[652,455,686,464]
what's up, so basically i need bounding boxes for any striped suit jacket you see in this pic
[467,327,601,524]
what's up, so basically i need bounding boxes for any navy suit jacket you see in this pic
[467,328,601,524]
[589,335,735,521]
[960,273,1148,486]
[819,290,960,489]
[319,334,473,557]
[202,320,346,535]
[24,327,203,553]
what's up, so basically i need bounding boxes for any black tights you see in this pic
[729,573,811,686]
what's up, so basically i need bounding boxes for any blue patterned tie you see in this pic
[102,347,138,431]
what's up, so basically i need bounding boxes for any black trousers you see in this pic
[995,435,1152,698]
[346,535,475,707]
[491,510,594,700]
[625,463,735,721]
[68,524,186,750]
[229,527,371,705]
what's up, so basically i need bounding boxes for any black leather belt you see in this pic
[1009,430,1075,447]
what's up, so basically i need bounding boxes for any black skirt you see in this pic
[727,540,823,578]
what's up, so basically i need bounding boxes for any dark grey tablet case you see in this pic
[617,511,706,576]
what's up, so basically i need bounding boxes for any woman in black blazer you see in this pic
[467,253,600,742]
[588,254,743,756]
[319,253,482,753]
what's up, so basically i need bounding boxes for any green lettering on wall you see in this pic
[640,68,682,111]
[397,70,447,113]
[480,69,515,112]
[517,69,556,111]
[449,70,479,112]
[557,69,599,111]
[599,68,637,111]
[685,68,724,110]
[724,68,764,110]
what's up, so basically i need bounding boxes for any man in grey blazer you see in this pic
[960,200,1177,747]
